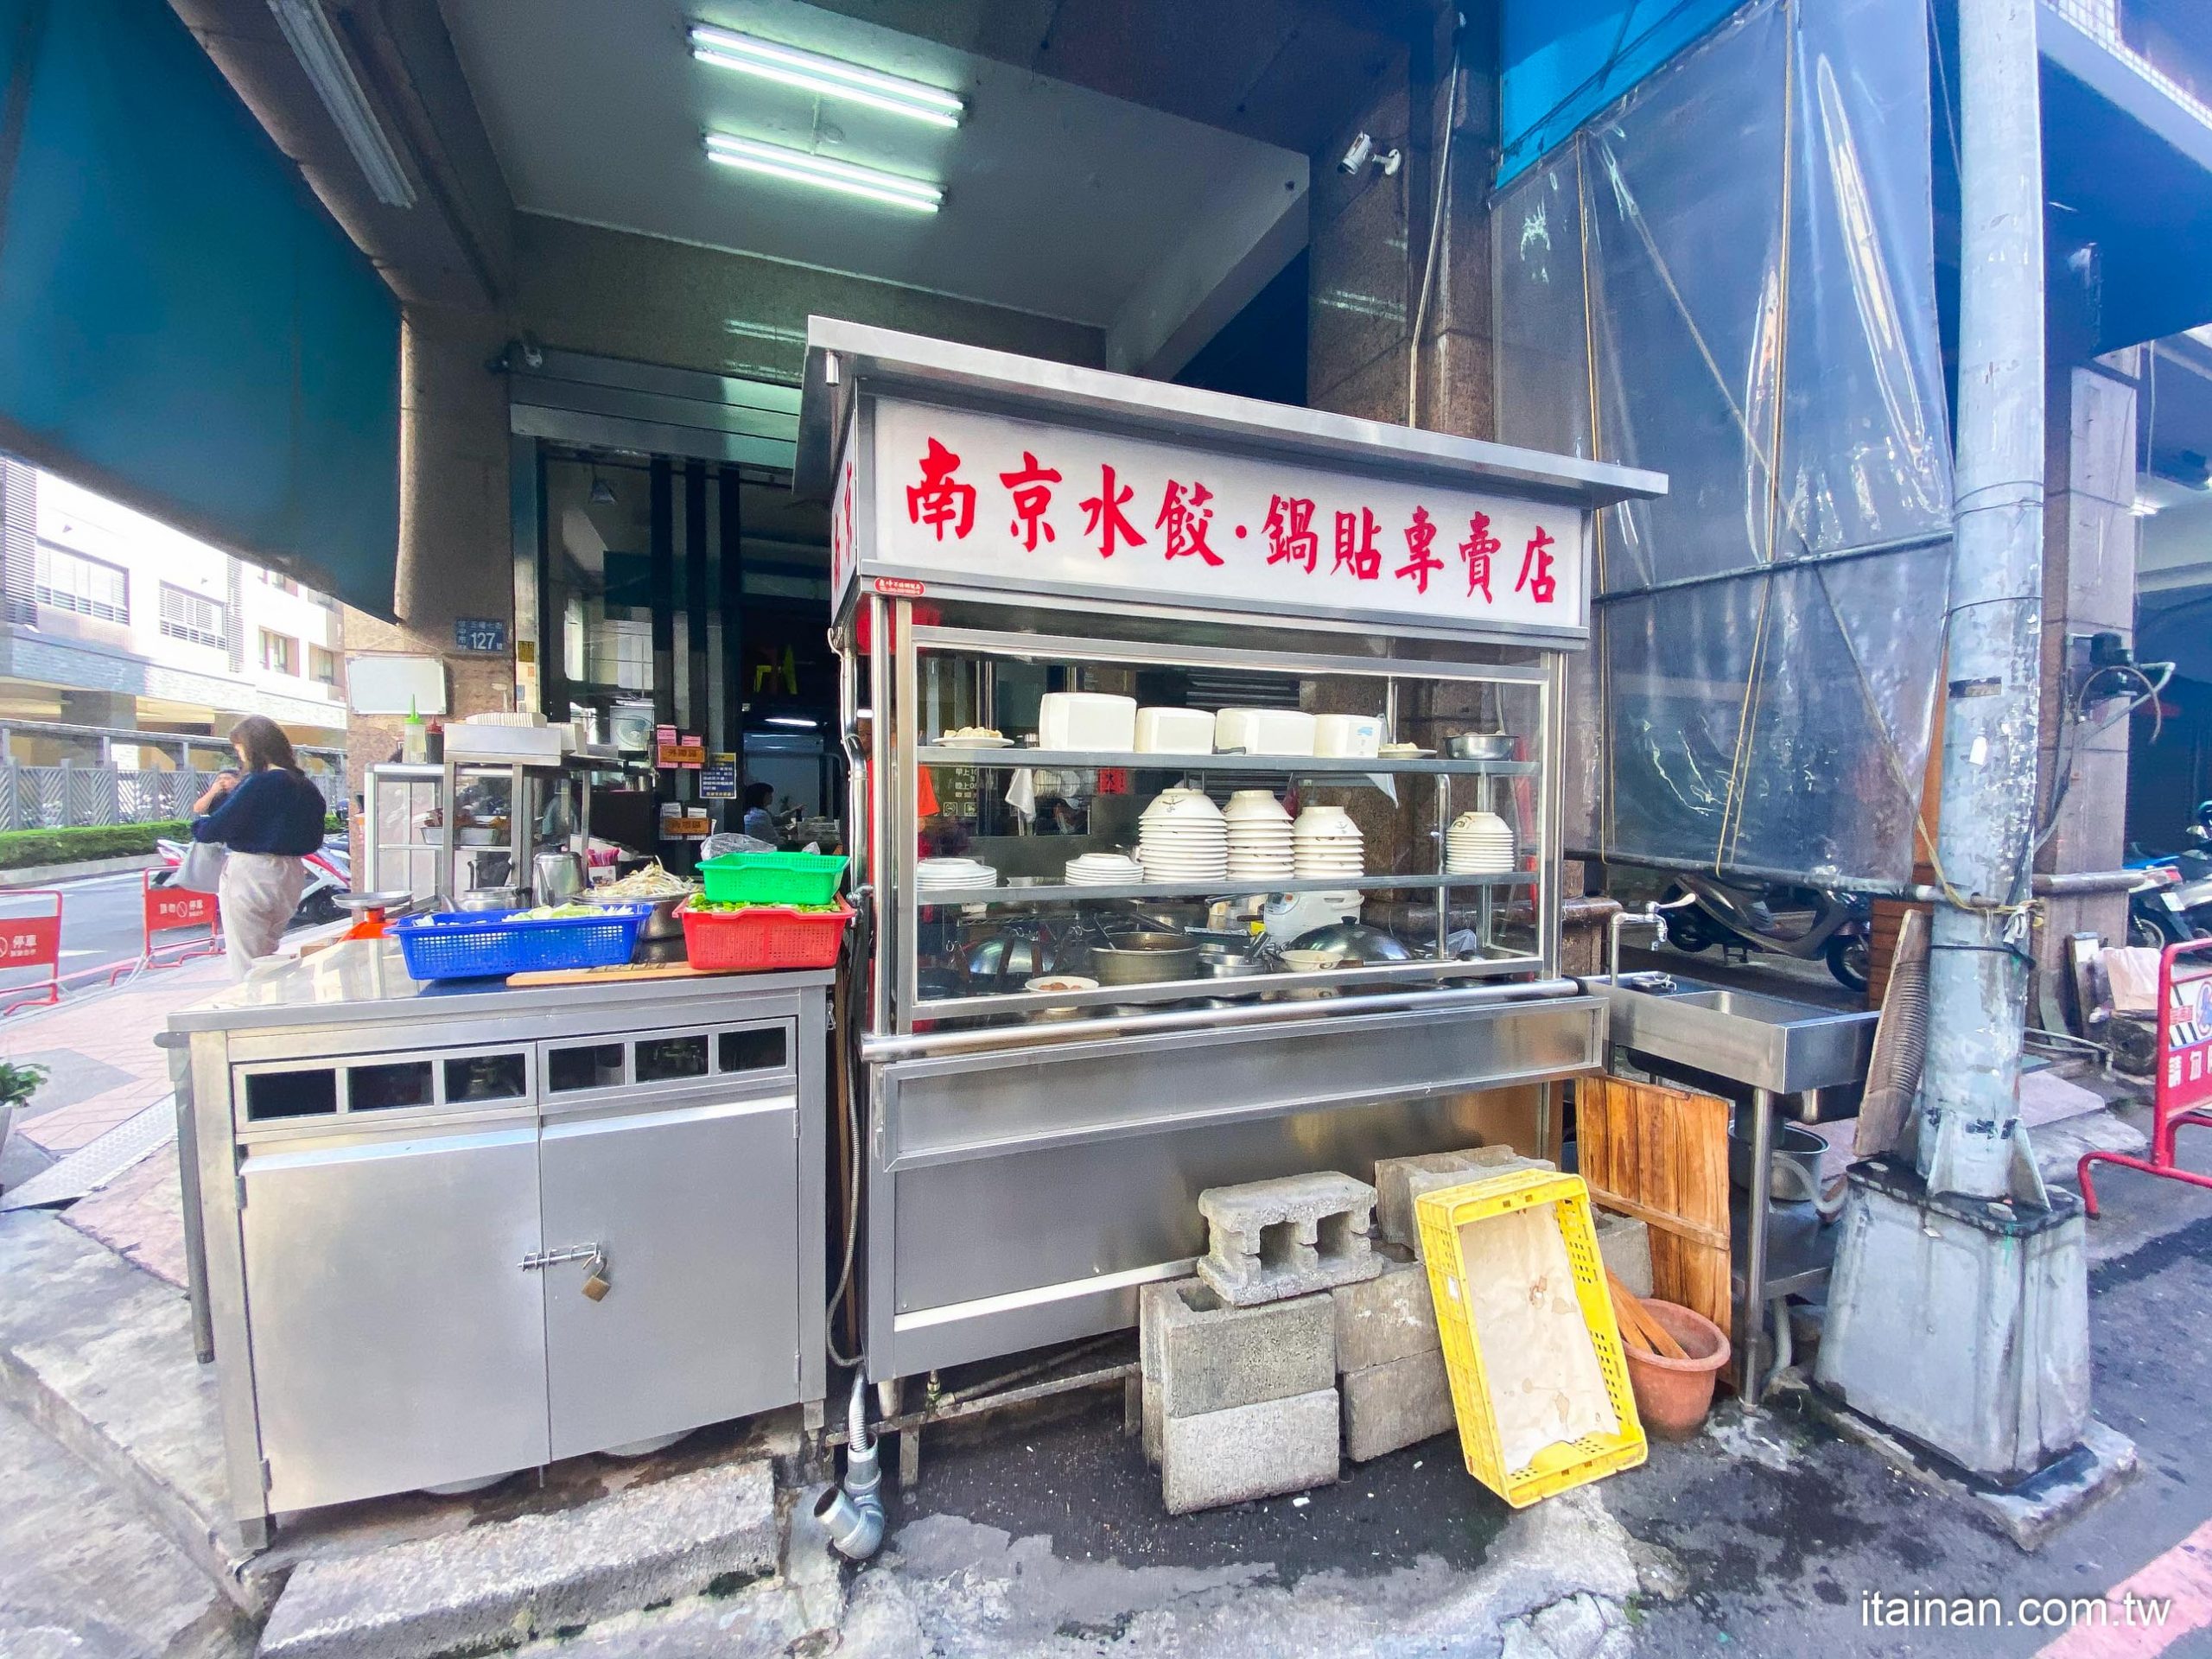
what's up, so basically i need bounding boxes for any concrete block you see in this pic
[1342,1350,1457,1462]
[257,1459,777,1659]
[1331,1247,1440,1373]
[1592,1211,1653,1300]
[1141,1279,1334,1465]
[1198,1172,1380,1306]
[1376,1147,1555,1256]
[1161,1388,1340,1515]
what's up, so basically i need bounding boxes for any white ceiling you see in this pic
[438,0,1307,360]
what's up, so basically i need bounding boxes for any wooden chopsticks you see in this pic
[1606,1269,1688,1360]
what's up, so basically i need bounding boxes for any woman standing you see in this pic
[188,715,327,978]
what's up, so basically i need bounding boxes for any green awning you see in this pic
[0,0,399,618]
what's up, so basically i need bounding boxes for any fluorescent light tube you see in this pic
[704,134,942,212]
[266,0,416,208]
[689,23,963,128]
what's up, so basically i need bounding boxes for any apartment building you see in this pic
[0,457,345,769]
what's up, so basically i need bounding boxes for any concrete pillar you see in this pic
[344,302,517,823]
[1306,16,1497,441]
[2033,348,2141,982]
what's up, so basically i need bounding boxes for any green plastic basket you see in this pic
[697,850,849,907]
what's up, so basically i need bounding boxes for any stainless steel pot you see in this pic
[1729,1120,1831,1203]
[457,887,524,912]
[582,887,689,940]
[532,850,587,905]
[636,894,688,942]
[1090,930,1200,986]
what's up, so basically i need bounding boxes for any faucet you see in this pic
[1605,893,1698,982]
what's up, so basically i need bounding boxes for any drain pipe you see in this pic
[813,1375,886,1560]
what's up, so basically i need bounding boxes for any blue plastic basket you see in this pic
[391,906,652,981]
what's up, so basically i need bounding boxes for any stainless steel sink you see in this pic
[1598,973,1877,1096]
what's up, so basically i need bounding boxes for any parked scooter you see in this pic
[154,838,352,930]
[1657,871,1873,992]
[2126,801,2212,947]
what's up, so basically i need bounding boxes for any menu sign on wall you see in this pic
[850,399,1586,637]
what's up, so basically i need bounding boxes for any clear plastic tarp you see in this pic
[1495,0,1954,884]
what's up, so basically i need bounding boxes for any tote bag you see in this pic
[173,840,227,894]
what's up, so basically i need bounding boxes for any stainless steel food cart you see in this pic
[168,944,830,1540]
[798,319,1665,1383]
[362,757,591,903]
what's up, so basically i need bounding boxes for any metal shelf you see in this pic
[913,872,1535,906]
[914,747,1538,778]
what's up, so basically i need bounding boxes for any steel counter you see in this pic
[863,986,1606,1379]
[169,942,832,1541]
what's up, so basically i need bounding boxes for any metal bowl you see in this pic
[1197,950,1272,980]
[1090,930,1200,986]
[1446,732,1515,760]
[456,887,524,912]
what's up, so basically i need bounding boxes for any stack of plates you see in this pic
[1446,811,1516,874]
[1139,788,1229,883]
[1293,805,1363,879]
[916,856,998,897]
[1224,790,1294,880]
[1065,852,1142,886]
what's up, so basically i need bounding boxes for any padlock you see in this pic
[581,1249,611,1301]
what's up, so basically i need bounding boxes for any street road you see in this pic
[0,872,172,1001]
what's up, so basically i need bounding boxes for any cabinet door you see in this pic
[539,1092,799,1459]
[239,1124,550,1512]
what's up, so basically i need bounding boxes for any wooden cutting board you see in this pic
[505,959,736,987]
[1574,1076,1732,1351]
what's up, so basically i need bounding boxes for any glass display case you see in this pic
[878,619,1560,1032]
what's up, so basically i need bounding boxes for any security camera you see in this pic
[1337,133,1403,177]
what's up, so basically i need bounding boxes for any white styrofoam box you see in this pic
[1135,707,1217,755]
[1214,708,1317,757]
[442,723,568,762]
[1039,692,1138,752]
[1313,715,1384,759]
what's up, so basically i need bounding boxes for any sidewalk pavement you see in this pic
[2,954,230,1287]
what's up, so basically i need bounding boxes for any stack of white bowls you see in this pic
[1138,788,1229,883]
[916,856,998,898]
[1292,805,1363,879]
[1065,852,1142,886]
[1446,810,1516,874]
[1224,790,1294,879]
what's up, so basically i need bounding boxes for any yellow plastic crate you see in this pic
[1414,1168,1647,1507]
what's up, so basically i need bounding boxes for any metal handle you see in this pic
[861,976,1583,1061]
[520,1243,601,1270]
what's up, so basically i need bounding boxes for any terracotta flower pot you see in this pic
[1622,1299,1729,1440]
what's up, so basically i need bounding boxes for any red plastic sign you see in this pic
[0,915,59,969]
[148,884,218,933]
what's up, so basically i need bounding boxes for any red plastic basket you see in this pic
[679,899,853,972]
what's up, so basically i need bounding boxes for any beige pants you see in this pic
[219,853,306,980]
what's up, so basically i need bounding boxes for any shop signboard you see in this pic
[853,398,1586,639]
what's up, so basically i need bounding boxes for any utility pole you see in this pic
[1815,0,2114,1499]
[1916,0,2045,1200]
